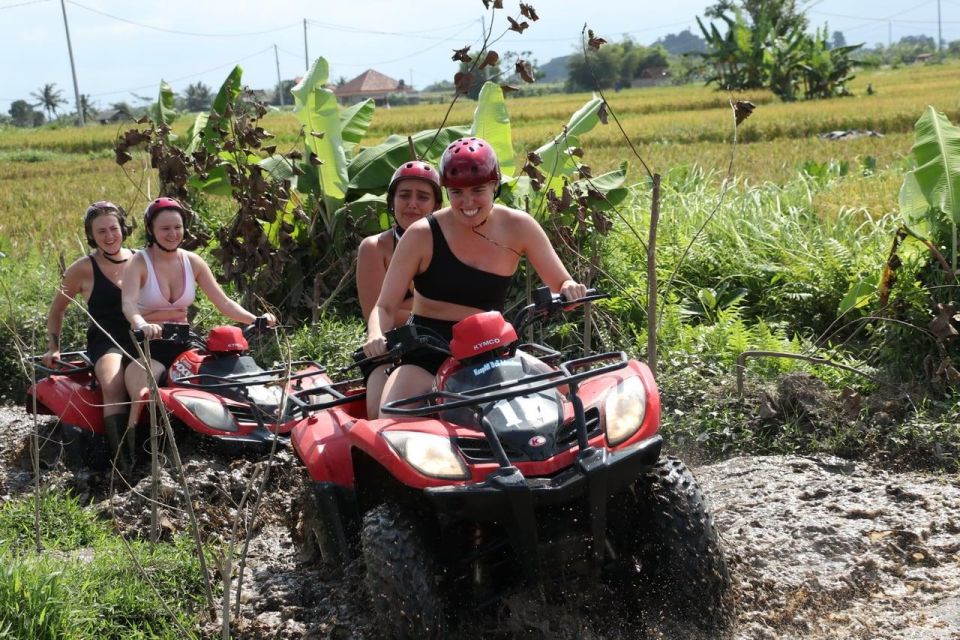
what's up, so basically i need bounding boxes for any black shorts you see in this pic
[140,339,190,368]
[87,334,135,367]
[399,316,456,376]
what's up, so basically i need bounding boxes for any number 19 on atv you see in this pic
[289,288,733,638]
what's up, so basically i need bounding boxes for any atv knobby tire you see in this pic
[361,503,445,639]
[608,456,733,630]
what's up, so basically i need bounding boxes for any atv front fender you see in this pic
[290,409,356,486]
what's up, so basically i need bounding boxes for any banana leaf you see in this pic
[471,82,515,178]
[151,80,178,133]
[340,99,375,155]
[899,106,960,231]
[292,57,349,228]
[347,126,469,194]
[533,97,603,179]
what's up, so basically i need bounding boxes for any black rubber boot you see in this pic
[103,413,133,472]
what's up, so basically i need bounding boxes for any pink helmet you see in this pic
[143,196,189,247]
[450,311,518,362]
[439,137,501,189]
[83,201,130,247]
[386,161,442,215]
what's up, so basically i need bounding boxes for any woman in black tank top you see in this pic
[361,137,587,419]
[42,202,137,470]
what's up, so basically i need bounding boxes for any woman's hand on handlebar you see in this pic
[362,334,388,358]
[41,349,60,369]
[136,322,163,340]
[560,280,588,303]
[259,313,277,327]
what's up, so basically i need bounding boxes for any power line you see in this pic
[323,21,480,69]
[89,45,274,98]
[0,0,48,9]
[66,0,299,38]
[305,17,477,37]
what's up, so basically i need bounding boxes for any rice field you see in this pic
[0,60,956,259]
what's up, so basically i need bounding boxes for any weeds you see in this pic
[0,494,207,638]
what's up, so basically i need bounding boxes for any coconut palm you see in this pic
[31,83,66,121]
[78,94,97,122]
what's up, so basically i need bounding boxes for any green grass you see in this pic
[0,493,208,639]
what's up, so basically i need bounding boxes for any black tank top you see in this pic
[86,254,129,344]
[413,215,512,312]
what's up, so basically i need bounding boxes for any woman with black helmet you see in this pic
[42,201,136,468]
[120,196,275,461]
[356,160,442,418]
[362,137,586,416]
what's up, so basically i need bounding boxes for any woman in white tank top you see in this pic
[119,197,276,469]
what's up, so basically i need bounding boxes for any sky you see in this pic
[1,0,958,115]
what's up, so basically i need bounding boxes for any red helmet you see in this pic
[440,137,501,189]
[206,326,249,354]
[450,311,518,362]
[83,201,130,247]
[143,196,189,247]
[386,161,442,215]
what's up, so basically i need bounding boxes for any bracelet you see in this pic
[134,320,149,331]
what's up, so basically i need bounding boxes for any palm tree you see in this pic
[182,82,213,112]
[30,83,66,121]
[78,94,96,122]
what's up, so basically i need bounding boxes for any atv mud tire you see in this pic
[608,456,733,630]
[360,503,445,639]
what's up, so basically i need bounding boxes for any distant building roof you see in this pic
[336,69,412,97]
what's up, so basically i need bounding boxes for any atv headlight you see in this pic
[604,376,647,446]
[176,394,239,433]
[383,431,469,480]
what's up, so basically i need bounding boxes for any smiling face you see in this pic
[149,209,184,250]
[445,181,497,225]
[392,178,439,230]
[90,212,124,256]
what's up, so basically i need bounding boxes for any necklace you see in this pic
[101,251,128,264]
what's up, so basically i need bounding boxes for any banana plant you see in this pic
[899,106,960,269]
[840,106,960,315]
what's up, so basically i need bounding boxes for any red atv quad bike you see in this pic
[290,288,733,638]
[26,319,332,469]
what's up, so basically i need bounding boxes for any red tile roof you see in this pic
[336,69,403,96]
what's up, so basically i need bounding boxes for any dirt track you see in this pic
[3,405,959,639]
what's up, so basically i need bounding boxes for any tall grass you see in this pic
[0,493,208,639]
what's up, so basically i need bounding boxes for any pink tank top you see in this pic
[138,249,196,314]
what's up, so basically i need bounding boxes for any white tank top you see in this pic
[137,249,196,314]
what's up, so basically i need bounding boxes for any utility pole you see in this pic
[888,22,892,49]
[303,19,309,70]
[274,44,285,107]
[938,0,944,60]
[60,0,84,126]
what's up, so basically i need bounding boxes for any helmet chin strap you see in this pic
[154,237,181,253]
[100,247,128,264]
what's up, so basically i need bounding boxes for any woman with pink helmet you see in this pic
[362,137,586,417]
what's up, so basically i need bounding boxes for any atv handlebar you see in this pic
[345,324,452,374]
[511,286,608,336]
[27,351,93,378]
[132,322,193,343]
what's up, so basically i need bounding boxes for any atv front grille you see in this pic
[226,403,275,425]
[455,407,602,463]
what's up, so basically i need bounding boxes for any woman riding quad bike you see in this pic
[290,288,733,638]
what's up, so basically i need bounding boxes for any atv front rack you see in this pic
[382,351,628,464]
[173,359,326,391]
[285,379,367,419]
